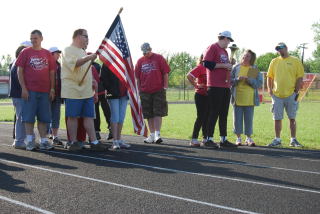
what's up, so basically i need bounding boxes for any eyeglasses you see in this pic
[81,35,88,38]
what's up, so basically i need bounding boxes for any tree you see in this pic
[255,52,278,72]
[166,52,197,88]
[0,54,12,76]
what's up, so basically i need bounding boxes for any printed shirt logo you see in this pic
[29,56,48,70]
[220,54,229,63]
[141,63,155,74]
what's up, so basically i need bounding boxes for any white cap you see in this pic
[48,47,61,53]
[218,31,234,42]
[20,41,32,47]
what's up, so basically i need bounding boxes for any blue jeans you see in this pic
[12,98,26,144]
[108,96,128,123]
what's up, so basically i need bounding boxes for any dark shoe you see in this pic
[90,142,106,151]
[203,140,219,149]
[64,141,81,151]
[220,140,237,148]
[107,132,113,140]
[96,132,101,140]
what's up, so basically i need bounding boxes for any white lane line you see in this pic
[43,151,320,194]
[127,149,320,175]
[0,195,54,214]
[0,158,259,214]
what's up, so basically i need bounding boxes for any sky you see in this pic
[0,0,319,63]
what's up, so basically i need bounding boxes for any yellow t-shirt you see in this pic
[267,56,304,98]
[61,45,93,99]
[235,65,254,106]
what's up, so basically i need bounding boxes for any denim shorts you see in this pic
[65,97,95,118]
[271,93,299,120]
[22,91,51,123]
[108,96,128,123]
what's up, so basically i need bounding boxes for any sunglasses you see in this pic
[276,45,286,51]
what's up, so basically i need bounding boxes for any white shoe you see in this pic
[189,139,200,147]
[118,140,131,149]
[112,140,121,150]
[39,141,54,150]
[25,140,36,151]
[144,135,154,144]
[154,135,163,144]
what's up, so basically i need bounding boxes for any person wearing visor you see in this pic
[135,43,170,144]
[267,42,304,147]
[202,31,237,149]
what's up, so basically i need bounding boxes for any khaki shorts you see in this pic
[140,89,168,119]
[271,92,299,120]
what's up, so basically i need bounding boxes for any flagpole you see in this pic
[79,7,124,86]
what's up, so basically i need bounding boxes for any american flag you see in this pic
[97,15,148,137]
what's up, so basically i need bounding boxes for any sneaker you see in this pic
[95,132,101,140]
[290,139,303,147]
[118,140,131,149]
[52,137,63,145]
[154,135,163,144]
[190,139,200,147]
[245,138,256,147]
[267,139,282,147]
[90,141,106,150]
[12,141,26,149]
[25,140,36,151]
[112,140,121,150]
[144,135,154,144]
[235,138,242,146]
[203,140,219,149]
[220,140,238,148]
[40,141,54,150]
[64,141,81,151]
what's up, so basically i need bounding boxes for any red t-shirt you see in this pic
[203,43,230,88]
[15,47,55,93]
[135,53,170,93]
[189,64,207,95]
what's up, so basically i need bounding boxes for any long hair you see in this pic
[246,49,256,66]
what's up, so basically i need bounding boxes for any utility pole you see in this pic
[299,43,308,64]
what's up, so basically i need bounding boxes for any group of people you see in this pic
[188,31,304,148]
[8,29,304,152]
[9,29,170,151]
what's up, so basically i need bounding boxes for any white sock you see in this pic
[220,136,227,142]
[291,137,296,142]
[155,131,160,137]
[52,135,57,139]
[208,137,213,141]
[40,138,48,143]
[26,135,33,142]
[275,137,281,142]
[237,137,242,141]
[91,140,99,145]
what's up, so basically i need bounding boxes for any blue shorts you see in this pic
[50,97,62,128]
[22,91,51,123]
[65,97,95,118]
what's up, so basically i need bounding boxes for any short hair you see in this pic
[15,46,26,58]
[31,29,42,37]
[73,29,86,39]
[246,49,256,66]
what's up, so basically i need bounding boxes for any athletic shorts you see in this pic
[140,89,168,119]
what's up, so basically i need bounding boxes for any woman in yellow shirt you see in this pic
[230,50,263,146]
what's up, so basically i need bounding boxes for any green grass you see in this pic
[1,102,319,150]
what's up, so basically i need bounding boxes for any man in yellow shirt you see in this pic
[267,42,304,147]
[61,29,103,150]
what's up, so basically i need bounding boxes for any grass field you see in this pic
[1,102,319,150]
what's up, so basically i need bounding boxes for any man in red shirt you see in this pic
[16,30,55,151]
[203,31,237,148]
[135,43,170,144]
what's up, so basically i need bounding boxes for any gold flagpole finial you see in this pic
[118,7,123,15]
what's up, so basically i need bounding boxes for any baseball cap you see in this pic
[141,42,151,54]
[49,47,62,53]
[218,31,234,42]
[275,42,287,51]
[20,41,32,47]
